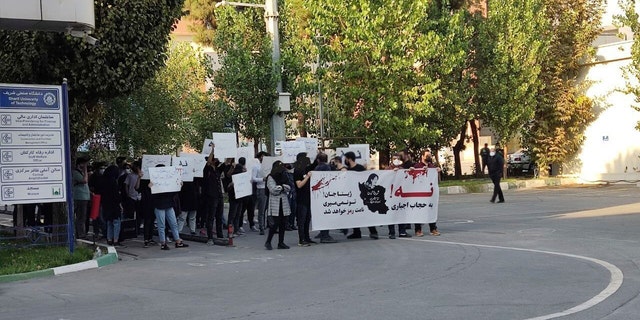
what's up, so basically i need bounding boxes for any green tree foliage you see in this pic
[615,0,640,130]
[475,0,548,146]
[0,0,185,152]
[523,0,604,172]
[305,0,443,158]
[97,42,215,156]
[191,4,278,150]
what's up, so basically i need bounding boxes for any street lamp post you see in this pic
[215,0,288,154]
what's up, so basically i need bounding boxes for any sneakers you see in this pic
[369,233,379,240]
[305,239,317,244]
[398,233,412,238]
[238,227,246,234]
[251,226,259,232]
[347,234,361,239]
[389,234,396,239]
[430,230,441,236]
[497,200,505,203]
[298,241,311,247]
[320,237,337,243]
[415,230,424,237]
[175,241,189,248]
[206,239,215,246]
[277,243,290,249]
[265,242,273,250]
[144,241,150,248]
[148,239,158,246]
[259,229,265,235]
[161,243,170,250]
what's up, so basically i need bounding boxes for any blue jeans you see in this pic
[155,207,181,243]
[106,215,121,242]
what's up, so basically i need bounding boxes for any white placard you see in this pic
[201,138,214,155]
[232,171,252,198]
[281,140,306,163]
[310,169,439,231]
[141,155,172,180]
[348,144,371,168]
[236,146,255,163]
[171,156,195,182]
[212,132,237,159]
[336,146,368,167]
[296,137,319,161]
[179,153,207,178]
[149,166,182,194]
[261,156,282,177]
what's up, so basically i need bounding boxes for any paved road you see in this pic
[2,185,640,320]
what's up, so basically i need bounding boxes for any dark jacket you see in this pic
[96,165,121,220]
[488,154,504,177]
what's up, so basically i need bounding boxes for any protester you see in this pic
[96,165,123,247]
[72,157,90,239]
[252,151,270,235]
[123,161,142,234]
[294,152,316,246]
[177,176,198,236]
[265,160,291,250]
[414,149,441,236]
[227,158,246,236]
[202,149,225,245]
[313,153,338,243]
[344,151,379,240]
[150,164,189,250]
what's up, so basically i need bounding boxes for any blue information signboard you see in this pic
[0,84,68,204]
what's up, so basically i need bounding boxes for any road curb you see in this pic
[439,177,588,194]
[0,242,118,283]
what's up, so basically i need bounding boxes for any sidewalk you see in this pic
[439,176,585,194]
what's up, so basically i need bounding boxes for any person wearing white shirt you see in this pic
[252,151,270,235]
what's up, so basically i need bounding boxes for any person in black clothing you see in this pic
[265,160,292,250]
[314,153,338,243]
[202,149,225,245]
[488,147,505,203]
[96,165,123,246]
[178,178,198,235]
[294,152,315,246]
[344,151,379,240]
[227,160,245,236]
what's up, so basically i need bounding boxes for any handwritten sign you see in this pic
[141,155,172,180]
[296,137,319,161]
[261,156,282,177]
[201,138,214,155]
[336,146,369,167]
[236,146,254,163]
[179,153,207,178]
[232,171,252,198]
[171,156,195,182]
[149,166,182,194]
[281,140,306,163]
[212,132,237,159]
[310,168,439,231]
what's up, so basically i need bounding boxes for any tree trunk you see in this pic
[469,120,481,177]
[297,111,307,137]
[452,121,468,179]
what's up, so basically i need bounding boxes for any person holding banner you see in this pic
[414,149,441,236]
[294,152,316,246]
[265,160,291,250]
[203,150,225,245]
[313,153,338,243]
[344,151,379,240]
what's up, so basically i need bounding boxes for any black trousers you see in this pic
[266,201,287,245]
[204,195,224,239]
[490,174,504,202]
[352,226,378,236]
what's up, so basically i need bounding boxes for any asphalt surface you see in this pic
[2,185,640,320]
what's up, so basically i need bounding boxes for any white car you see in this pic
[507,150,537,177]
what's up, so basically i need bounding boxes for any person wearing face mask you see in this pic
[414,149,442,236]
[487,146,505,203]
[386,153,404,239]
[265,160,292,250]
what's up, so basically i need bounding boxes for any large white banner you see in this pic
[141,154,172,180]
[232,171,252,198]
[213,132,237,159]
[310,169,439,231]
[149,166,182,194]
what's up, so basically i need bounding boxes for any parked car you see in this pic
[507,149,538,177]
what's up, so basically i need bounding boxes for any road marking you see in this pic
[405,238,623,320]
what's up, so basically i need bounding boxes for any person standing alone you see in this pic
[488,147,505,203]
[480,143,490,175]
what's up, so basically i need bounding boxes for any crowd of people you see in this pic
[70,147,444,251]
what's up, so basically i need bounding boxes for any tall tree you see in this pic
[522,0,604,175]
[475,0,548,147]
[617,0,640,131]
[305,0,442,161]
[0,0,185,153]
[95,42,216,157]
